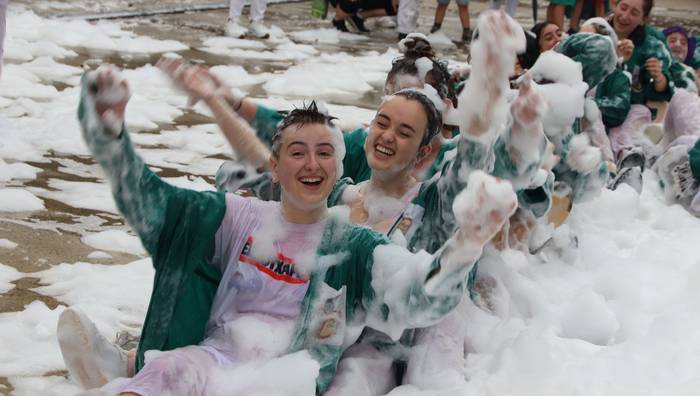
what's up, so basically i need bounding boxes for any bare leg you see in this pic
[334,3,348,20]
[434,4,448,25]
[569,0,584,32]
[546,4,565,29]
[458,5,470,29]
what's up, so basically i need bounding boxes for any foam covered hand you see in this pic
[86,64,131,137]
[452,171,518,253]
[512,73,547,128]
[565,134,602,174]
[157,56,222,105]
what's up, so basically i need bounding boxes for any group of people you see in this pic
[54,0,700,395]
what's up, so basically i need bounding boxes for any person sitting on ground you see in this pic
[578,18,632,136]
[64,63,518,395]
[603,0,671,183]
[662,25,699,94]
[532,21,563,53]
[429,0,472,43]
[329,0,397,33]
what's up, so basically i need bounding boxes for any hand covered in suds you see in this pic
[491,208,536,252]
[511,73,547,128]
[86,64,131,137]
[452,171,518,250]
[458,11,524,138]
[565,134,602,175]
[157,56,228,105]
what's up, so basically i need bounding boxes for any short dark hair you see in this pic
[271,101,338,158]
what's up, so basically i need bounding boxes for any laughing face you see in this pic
[613,0,646,39]
[365,95,429,176]
[270,123,338,211]
[667,32,689,63]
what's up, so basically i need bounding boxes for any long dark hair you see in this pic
[387,36,458,108]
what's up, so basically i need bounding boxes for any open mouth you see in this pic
[299,176,324,188]
[375,144,395,158]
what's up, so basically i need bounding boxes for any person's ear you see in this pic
[417,144,432,160]
[270,156,279,183]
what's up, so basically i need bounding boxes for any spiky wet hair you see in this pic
[271,101,339,158]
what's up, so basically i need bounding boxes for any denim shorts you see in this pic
[437,0,469,6]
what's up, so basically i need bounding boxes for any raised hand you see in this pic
[452,171,518,249]
[87,64,131,137]
[157,57,220,104]
[458,10,525,138]
[512,73,547,128]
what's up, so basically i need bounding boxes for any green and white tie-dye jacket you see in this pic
[77,75,477,394]
[621,24,674,105]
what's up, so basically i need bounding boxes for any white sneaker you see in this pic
[57,307,128,389]
[225,19,246,38]
[248,22,270,39]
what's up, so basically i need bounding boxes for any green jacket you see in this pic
[622,25,674,105]
[669,60,698,93]
[559,33,618,89]
[595,68,632,128]
[691,43,700,69]
[689,138,700,181]
[78,75,476,394]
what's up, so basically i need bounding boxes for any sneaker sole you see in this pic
[57,308,110,389]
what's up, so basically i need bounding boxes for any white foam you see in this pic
[0,188,45,212]
[0,239,18,250]
[0,263,22,293]
[81,230,146,255]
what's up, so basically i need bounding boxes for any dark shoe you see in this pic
[607,166,643,194]
[462,27,472,43]
[462,28,472,44]
[619,149,646,172]
[332,18,349,32]
[348,13,370,33]
[398,32,408,40]
[430,23,441,34]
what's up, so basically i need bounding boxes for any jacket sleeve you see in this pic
[250,103,285,147]
[77,73,205,260]
[595,70,632,128]
[365,230,484,341]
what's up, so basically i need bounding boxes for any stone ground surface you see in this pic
[0,0,699,394]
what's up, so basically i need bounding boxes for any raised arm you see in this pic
[156,57,271,170]
[78,65,179,256]
[367,171,517,339]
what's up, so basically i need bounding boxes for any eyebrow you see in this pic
[287,141,335,150]
[376,113,418,135]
